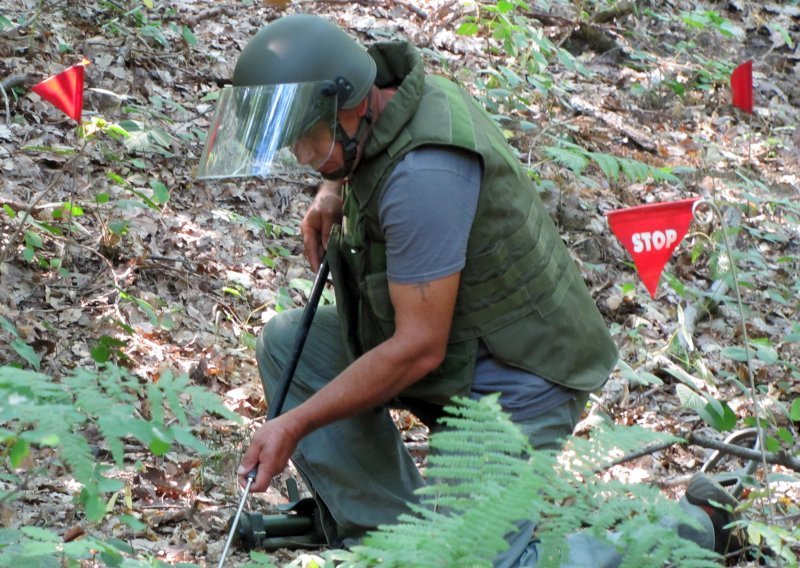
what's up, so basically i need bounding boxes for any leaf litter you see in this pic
[0,0,798,565]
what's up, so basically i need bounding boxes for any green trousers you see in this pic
[255,306,715,566]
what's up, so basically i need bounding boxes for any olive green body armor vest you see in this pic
[327,42,617,404]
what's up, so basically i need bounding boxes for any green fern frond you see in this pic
[185,385,243,423]
[59,432,96,486]
[0,363,237,525]
[588,151,621,182]
[335,395,719,568]
[543,142,682,186]
[158,371,190,426]
[542,146,590,176]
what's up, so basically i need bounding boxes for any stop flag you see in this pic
[605,198,699,298]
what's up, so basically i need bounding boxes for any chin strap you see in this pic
[320,98,373,181]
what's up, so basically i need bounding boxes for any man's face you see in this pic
[292,105,363,178]
[195,81,340,180]
[290,120,337,172]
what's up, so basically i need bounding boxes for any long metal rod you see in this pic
[218,476,253,566]
[218,259,330,567]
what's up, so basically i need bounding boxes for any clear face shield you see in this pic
[196,81,338,179]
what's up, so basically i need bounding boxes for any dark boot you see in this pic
[229,479,334,551]
[685,474,743,560]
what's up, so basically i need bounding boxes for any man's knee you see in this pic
[258,311,290,352]
[255,306,346,396]
[517,392,590,451]
[256,311,301,388]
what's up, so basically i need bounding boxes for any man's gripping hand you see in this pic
[301,180,343,271]
[237,415,302,493]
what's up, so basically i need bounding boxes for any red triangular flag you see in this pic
[31,64,85,122]
[605,198,699,298]
[730,60,753,114]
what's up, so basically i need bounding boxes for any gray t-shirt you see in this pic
[379,145,576,421]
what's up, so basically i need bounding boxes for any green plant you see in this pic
[0,365,240,521]
[542,139,683,187]
[455,0,589,119]
[747,522,800,566]
[289,278,335,306]
[0,528,142,567]
[4,115,175,269]
[247,216,296,269]
[97,1,194,51]
[250,396,720,568]
[117,288,176,330]
[0,14,16,30]
[680,10,745,40]
[0,316,41,370]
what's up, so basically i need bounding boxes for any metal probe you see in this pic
[218,259,330,567]
[218,472,254,568]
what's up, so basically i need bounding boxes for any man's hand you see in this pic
[301,180,343,271]
[237,414,302,493]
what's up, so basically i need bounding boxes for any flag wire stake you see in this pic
[692,198,776,528]
[0,81,10,124]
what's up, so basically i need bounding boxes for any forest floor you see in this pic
[0,0,799,566]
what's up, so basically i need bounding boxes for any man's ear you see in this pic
[355,91,371,118]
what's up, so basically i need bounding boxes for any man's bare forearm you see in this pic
[283,275,458,441]
[283,332,441,440]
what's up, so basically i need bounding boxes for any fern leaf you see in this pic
[158,371,189,426]
[543,146,589,176]
[619,157,652,182]
[344,397,721,568]
[589,151,620,182]
[185,385,243,423]
[147,383,165,425]
[59,432,96,487]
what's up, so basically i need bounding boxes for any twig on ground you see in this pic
[182,4,237,26]
[593,438,678,474]
[685,431,800,473]
[594,431,800,474]
[394,0,428,19]
[590,0,635,24]
[0,200,66,213]
[0,75,27,91]
[309,0,428,19]
[0,83,9,124]
[678,279,730,351]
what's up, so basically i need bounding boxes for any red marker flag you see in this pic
[605,198,699,298]
[31,63,86,122]
[730,60,753,114]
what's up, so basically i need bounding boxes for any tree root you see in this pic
[685,431,800,473]
[590,0,636,25]
[596,430,800,474]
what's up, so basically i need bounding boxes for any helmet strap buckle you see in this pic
[322,97,372,181]
[326,77,354,108]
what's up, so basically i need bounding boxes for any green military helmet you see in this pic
[232,14,377,110]
[196,14,376,180]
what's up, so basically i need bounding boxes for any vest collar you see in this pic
[362,42,426,160]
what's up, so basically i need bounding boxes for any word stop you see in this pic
[631,229,678,253]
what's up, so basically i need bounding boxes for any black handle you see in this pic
[247,259,330,481]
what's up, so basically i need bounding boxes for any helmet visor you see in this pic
[196,81,337,179]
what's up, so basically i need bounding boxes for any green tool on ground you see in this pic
[218,259,330,567]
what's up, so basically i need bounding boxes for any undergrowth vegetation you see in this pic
[250,396,719,568]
